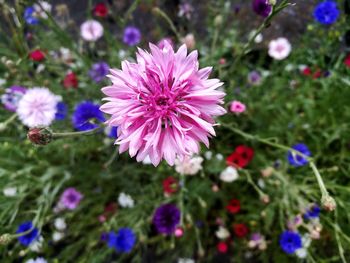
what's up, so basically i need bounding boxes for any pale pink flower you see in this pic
[230,100,246,114]
[268,37,291,60]
[80,20,104,42]
[175,155,204,175]
[100,42,226,166]
[17,87,57,127]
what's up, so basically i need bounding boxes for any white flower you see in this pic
[215,226,230,239]
[175,156,203,175]
[178,259,195,263]
[204,151,213,160]
[80,20,104,42]
[52,231,64,242]
[295,248,307,258]
[0,78,6,86]
[3,187,17,197]
[257,179,265,189]
[17,87,58,127]
[215,154,223,161]
[118,192,135,208]
[26,258,47,263]
[33,1,51,19]
[268,37,291,60]
[29,236,44,252]
[219,167,238,182]
[54,218,67,231]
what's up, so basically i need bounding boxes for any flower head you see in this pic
[220,166,239,182]
[29,49,45,61]
[118,192,135,208]
[123,26,141,46]
[247,70,262,85]
[100,42,226,166]
[268,38,291,60]
[226,145,254,168]
[63,72,78,89]
[279,231,302,254]
[24,7,39,25]
[89,62,109,83]
[80,20,104,42]
[25,257,47,263]
[33,1,51,19]
[252,0,272,17]
[55,102,67,120]
[16,221,39,246]
[226,199,241,214]
[163,176,179,195]
[229,100,246,114]
[233,223,249,238]
[287,143,311,167]
[72,101,105,131]
[304,204,321,220]
[17,87,58,127]
[314,1,339,25]
[1,85,27,112]
[175,155,203,175]
[108,228,136,253]
[59,187,83,210]
[93,3,108,17]
[153,203,180,234]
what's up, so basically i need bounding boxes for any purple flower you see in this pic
[72,101,105,131]
[1,86,27,112]
[252,0,272,17]
[123,26,141,46]
[247,71,262,86]
[152,203,180,234]
[279,231,302,254]
[89,62,109,83]
[59,187,83,210]
[108,228,136,253]
[287,143,311,167]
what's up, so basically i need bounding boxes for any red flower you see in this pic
[233,223,249,238]
[312,69,322,79]
[29,49,45,62]
[344,54,350,68]
[226,199,241,214]
[302,67,312,76]
[63,72,78,89]
[93,3,108,17]
[226,145,254,168]
[216,242,228,253]
[162,176,179,195]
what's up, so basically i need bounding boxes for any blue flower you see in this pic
[16,221,39,246]
[287,143,311,167]
[279,231,302,254]
[55,102,68,120]
[304,204,321,220]
[24,7,39,25]
[89,62,109,83]
[108,228,136,253]
[109,127,118,138]
[314,1,339,25]
[123,26,141,46]
[72,101,105,131]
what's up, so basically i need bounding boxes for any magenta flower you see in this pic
[229,100,246,114]
[100,41,226,166]
[59,187,83,210]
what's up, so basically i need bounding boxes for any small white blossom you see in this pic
[295,248,307,258]
[29,236,44,252]
[178,259,195,263]
[33,1,52,19]
[204,151,213,160]
[268,37,291,60]
[3,187,17,197]
[215,226,230,239]
[219,167,238,182]
[175,156,203,175]
[52,231,64,242]
[118,192,135,208]
[215,153,224,161]
[54,218,67,231]
[26,258,47,263]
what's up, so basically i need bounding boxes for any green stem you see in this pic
[52,126,102,138]
[103,147,119,168]
[179,173,185,226]
[152,7,181,41]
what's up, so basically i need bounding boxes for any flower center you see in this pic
[155,95,169,106]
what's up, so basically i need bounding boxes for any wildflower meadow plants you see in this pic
[0,0,350,262]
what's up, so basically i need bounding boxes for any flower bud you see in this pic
[269,0,276,5]
[0,234,12,245]
[27,127,52,145]
[214,15,223,26]
[321,195,336,211]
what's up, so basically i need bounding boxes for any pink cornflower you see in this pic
[100,41,226,166]
[16,87,58,127]
[80,20,104,42]
[230,100,246,114]
[59,187,83,210]
[268,37,291,60]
